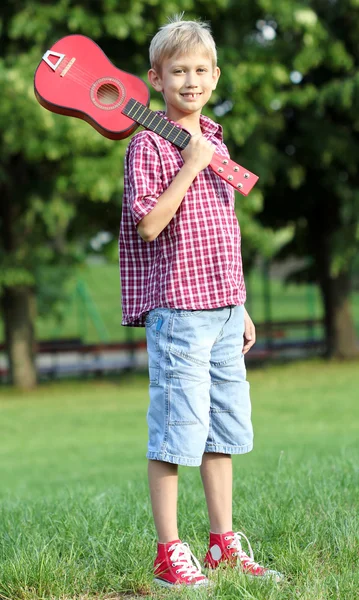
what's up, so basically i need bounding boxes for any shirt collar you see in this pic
[157,111,223,142]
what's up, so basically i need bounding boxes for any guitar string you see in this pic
[60,65,188,137]
[46,60,189,141]
[48,58,145,99]
[50,61,144,110]
[55,60,114,88]
[45,61,243,181]
[59,68,191,147]
[46,57,122,92]
[45,60,218,146]
[58,67,188,147]
[55,65,231,152]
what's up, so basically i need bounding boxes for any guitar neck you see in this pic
[123,98,190,149]
[122,97,258,196]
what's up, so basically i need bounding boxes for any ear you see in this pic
[212,66,221,91]
[148,68,163,92]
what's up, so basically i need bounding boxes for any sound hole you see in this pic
[97,83,119,105]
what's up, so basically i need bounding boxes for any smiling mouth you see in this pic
[180,92,203,98]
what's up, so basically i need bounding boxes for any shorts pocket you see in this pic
[145,310,158,327]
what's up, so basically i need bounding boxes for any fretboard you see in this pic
[122,98,191,149]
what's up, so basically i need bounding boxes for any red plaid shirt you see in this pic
[119,112,246,326]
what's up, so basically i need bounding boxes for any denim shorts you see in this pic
[145,305,253,467]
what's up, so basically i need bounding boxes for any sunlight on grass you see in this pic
[0,360,358,599]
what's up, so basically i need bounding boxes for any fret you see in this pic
[178,131,190,148]
[122,99,188,148]
[123,98,190,148]
[149,114,164,132]
[175,131,190,149]
[142,110,157,129]
[140,107,154,125]
[169,127,182,144]
[157,121,169,136]
[166,125,177,141]
[134,105,164,135]
[131,102,147,123]
[154,120,168,135]
[167,123,177,138]
[126,101,143,121]
[135,105,148,124]
[127,98,141,112]
[161,122,175,139]
[123,98,137,118]
[121,97,258,195]
[147,113,163,131]
[181,133,191,148]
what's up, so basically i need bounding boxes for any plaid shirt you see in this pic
[119,112,246,326]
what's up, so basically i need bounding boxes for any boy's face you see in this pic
[148,51,220,123]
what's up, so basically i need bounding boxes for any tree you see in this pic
[217,0,359,357]
[3,0,283,388]
[7,0,354,389]
[0,1,138,387]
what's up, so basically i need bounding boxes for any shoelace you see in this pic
[225,531,262,569]
[168,542,203,580]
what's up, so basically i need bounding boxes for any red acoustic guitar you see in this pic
[34,35,259,195]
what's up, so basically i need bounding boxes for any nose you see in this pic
[185,72,199,88]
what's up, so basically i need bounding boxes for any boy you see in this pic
[119,16,282,587]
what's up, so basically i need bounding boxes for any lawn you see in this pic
[0,360,358,599]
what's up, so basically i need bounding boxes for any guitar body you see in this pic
[34,35,259,194]
[34,35,149,140]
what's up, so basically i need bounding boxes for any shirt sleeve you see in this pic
[125,134,164,226]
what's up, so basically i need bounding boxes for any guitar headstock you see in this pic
[210,152,259,196]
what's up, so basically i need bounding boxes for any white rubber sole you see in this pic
[154,577,210,588]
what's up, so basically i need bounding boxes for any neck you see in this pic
[165,108,202,135]
[122,99,191,149]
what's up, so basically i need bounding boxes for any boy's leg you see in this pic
[148,459,179,543]
[200,452,232,533]
[202,305,282,581]
[148,459,209,587]
[145,307,223,587]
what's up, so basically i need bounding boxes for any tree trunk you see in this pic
[314,233,358,358]
[2,286,37,388]
[306,184,358,359]
[318,270,358,359]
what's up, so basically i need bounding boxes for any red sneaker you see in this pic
[204,531,283,582]
[154,540,209,588]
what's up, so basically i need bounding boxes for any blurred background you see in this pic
[1,4,359,599]
[1,0,359,389]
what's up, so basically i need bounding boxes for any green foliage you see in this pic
[214,0,359,277]
[0,0,288,305]
[1,0,358,356]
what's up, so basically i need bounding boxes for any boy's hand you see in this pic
[181,133,216,174]
[243,308,256,355]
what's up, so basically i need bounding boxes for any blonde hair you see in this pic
[149,14,217,72]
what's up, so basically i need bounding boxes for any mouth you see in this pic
[180,92,203,99]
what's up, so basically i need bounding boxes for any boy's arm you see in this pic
[242,307,256,354]
[137,133,215,242]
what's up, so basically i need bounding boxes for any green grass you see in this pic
[0,360,358,599]
[1,263,358,343]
